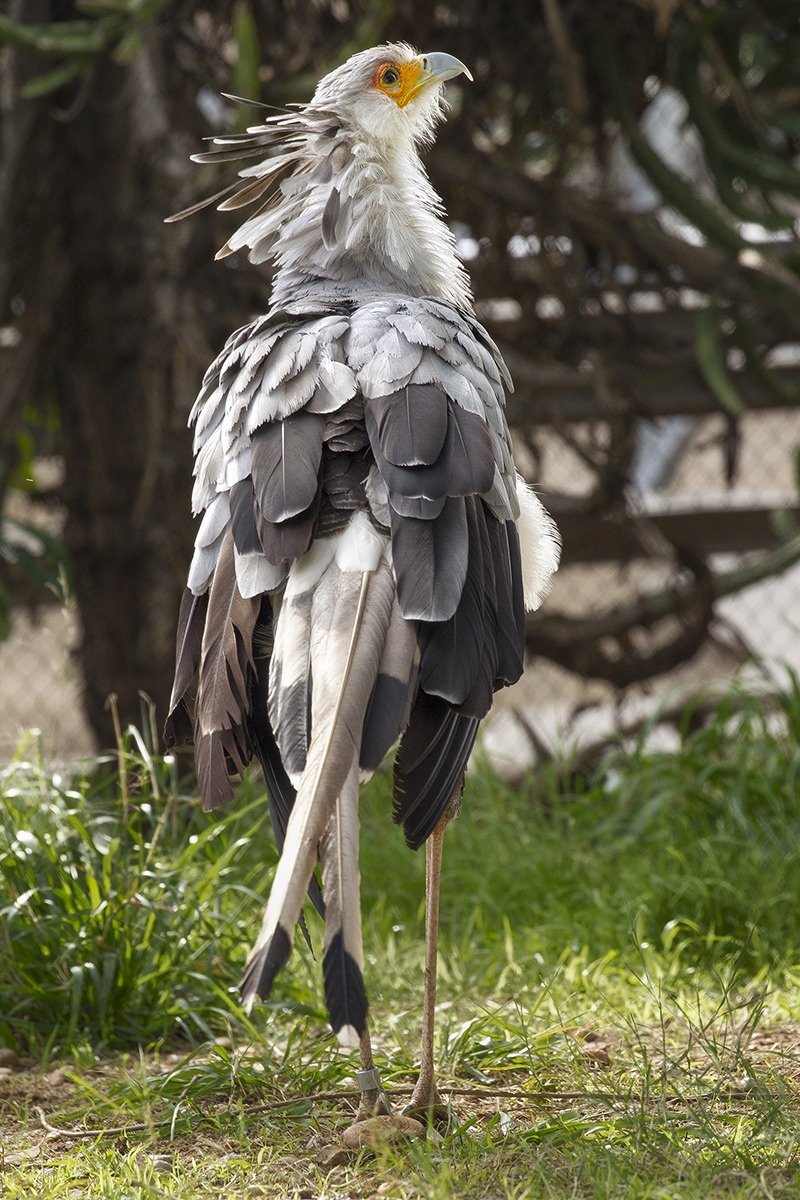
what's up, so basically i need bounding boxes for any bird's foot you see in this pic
[341,1067,426,1148]
[403,1078,449,1128]
[352,1085,393,1124]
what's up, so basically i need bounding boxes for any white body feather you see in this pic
[515,477,562,611]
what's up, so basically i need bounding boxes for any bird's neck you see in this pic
[269,135,473,311]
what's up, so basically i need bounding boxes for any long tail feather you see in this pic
[320,761,367,1046]
[241,521,394,1015]
[246,621,325,931]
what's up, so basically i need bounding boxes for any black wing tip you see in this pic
[392,798,445,851]
[393,698,479,849]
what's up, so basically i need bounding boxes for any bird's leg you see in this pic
[340,1023,426,1149]
[403,811,452,1124]
[352,1024,392,1121]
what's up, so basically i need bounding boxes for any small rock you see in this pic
[314,1145,350,1167]
[0,1068,14,1082]
[2,1146,42,1169]
[341,1114,425,1151]
[581,1045,612,1066]
[131,1150,172,1174]
[0,1049,21,1071]
[42,1069,66,1086]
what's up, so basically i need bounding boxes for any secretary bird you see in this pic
[165,43,560,1136]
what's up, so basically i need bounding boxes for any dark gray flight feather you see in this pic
[487,516,526,688]
[365,402,494,502]
[229,480,262,556]
[416,500,526,719]
[194,532,260,810]
[250,411,326,522]
[389,496,468,622]
[369,384,448,467]
[164,587,209,749]
[360,673,414,770]
[417,495,493,714]
[387,492,445,520]
[444,407,496,497]
[256,494,320,564]
[393,693,479,851]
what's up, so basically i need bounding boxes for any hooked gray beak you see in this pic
[419,51,473,88]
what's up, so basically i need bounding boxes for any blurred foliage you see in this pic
[0,1,171,96]
[0,403,67,636]
[0,517,71,638]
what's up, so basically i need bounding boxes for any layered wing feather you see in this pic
[194,531,260,811]
[164,587,209,749]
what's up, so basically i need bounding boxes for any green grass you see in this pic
[3,676,800,1196]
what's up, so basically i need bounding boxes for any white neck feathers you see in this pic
[223,117,473,311]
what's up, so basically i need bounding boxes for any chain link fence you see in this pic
[3,396,800,767]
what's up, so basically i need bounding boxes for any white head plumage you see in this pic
[171,44,474,309]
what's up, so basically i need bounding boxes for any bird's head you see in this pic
[310,42,472,149]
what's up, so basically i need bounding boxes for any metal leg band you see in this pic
[355,1067,382,1093]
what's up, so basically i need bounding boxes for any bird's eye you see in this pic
[381,67,400,88]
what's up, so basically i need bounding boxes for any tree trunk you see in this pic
[2,11,264,747]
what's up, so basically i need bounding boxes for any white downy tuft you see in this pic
[515,476,561,611]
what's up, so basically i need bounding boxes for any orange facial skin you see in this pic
[371,59,427,108]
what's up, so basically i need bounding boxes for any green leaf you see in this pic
[0,14,107,55]
[113,26,142,63]
[20,58,86,99]
[232,1,261,106]
[694,305,746,418]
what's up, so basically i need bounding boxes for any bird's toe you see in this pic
[403,1082,450,1129]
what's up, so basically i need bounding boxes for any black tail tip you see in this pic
[323,934,368,1047]
[240,925,292,1008]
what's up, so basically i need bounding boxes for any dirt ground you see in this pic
[2,1019,800,1174]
